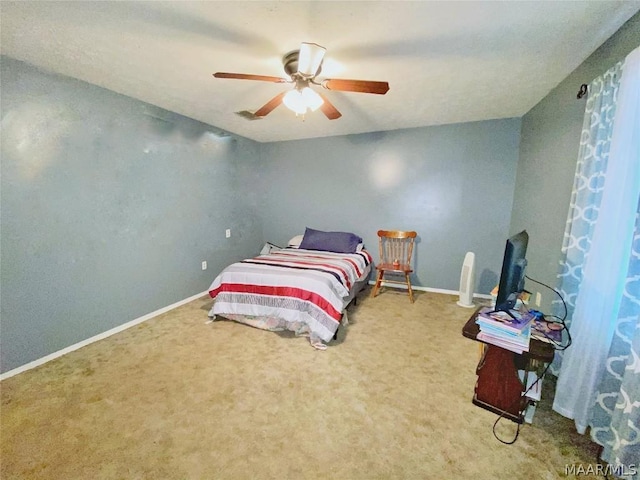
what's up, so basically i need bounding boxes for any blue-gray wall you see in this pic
[512,12,640,311]
[258,118,522,294]
[1,57,264,373]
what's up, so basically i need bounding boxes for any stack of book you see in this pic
[475,306,535,354]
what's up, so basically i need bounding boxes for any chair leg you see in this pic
[371,271,383,298]
[406,273,414,303]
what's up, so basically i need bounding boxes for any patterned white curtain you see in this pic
[552,46,640,475]
[592,204,640,474]
[551,61,623,363]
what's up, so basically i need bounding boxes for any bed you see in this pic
[207,228,372,349]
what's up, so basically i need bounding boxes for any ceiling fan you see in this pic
[213,42,390,120]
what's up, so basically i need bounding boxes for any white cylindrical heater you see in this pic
[457,252,476,308]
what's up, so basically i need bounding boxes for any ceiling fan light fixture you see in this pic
[298,42,326,77]
[283,86,324,115]
[283,89,307,115]
[301,87,324,111]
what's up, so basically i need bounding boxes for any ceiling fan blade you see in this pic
[322,79,390,95]
[298,42,326,77]
[254,92,286,117]
[213,72,287,83]
[317,93,342,120]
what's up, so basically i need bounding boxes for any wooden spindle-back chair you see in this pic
[371,230,418,303]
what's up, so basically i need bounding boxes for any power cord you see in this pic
[492,359,552,444]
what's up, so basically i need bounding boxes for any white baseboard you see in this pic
[367,280,493,299]
[0,290,209,381]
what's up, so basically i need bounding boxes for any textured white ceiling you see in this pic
[1,1,639,143]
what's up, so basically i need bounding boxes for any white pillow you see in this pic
[287,234,304,248]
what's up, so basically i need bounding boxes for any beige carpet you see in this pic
[1,288,599,479]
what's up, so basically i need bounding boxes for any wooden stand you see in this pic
[462,308,555,423]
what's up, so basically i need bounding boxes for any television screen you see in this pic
[495,230,529,314]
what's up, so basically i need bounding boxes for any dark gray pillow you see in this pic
[299,227,363,254]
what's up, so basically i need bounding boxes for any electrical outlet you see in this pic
[225,229,231,238]
[201,261,207,270]
[535,292,542,307]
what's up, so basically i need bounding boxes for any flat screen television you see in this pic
[494,230,529,316]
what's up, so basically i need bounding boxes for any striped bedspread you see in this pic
[208,248,372,342]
